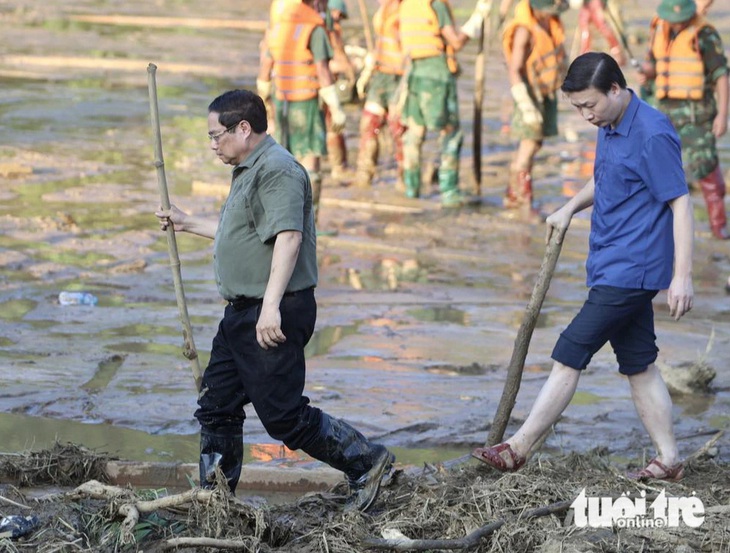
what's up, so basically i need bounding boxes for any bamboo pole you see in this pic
[356,0,375,52]
[486,226,566,446]
[146,63,202,392]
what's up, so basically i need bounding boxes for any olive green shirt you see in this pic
[213,135,318,300]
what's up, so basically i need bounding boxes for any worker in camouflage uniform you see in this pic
[354,0,407,190]
[257,0,348,225]
[638,0,729,239]
[578,0,626,66]
[324,0,358,182]
[502,0,568,211]
[398,0,491,207]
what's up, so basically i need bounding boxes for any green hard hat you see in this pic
[657,0,696,23]
[530,0,569,15]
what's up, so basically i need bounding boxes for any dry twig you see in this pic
[362,499,572,551]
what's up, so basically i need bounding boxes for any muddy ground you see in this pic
[0,0,729,550]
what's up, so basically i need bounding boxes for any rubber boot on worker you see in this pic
[395,166,406,193]
[438,168,464,207]
[354,110,382,188]
[199,426,244,494]
[387,115,406,192]
[698,164,728,239]
[327,132,355,183]
[403,168,421,199]
[302,413,394,512]
[504,170,533,209]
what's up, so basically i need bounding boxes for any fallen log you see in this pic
[0,55,226,76]
[69,14,267,30]
[161,537,255,551]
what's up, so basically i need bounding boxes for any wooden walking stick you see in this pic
[356,0,374,52]
[472,0,500,196]
[472,16,485,195]
[486,226,567,446]
[146,63,202,392]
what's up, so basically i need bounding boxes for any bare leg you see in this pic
[628,363,679,467]
[507,361,581,458]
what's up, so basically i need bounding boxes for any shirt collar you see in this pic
[232,134,275,174]
[607,89,639,137]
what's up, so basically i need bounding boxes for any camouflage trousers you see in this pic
[401,74,461,174]
[273,97,327,158]
[658,100,719,181]
[511,94,558,141]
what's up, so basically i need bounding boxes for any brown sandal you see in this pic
[471,442,526,472]
[626,458,684,482]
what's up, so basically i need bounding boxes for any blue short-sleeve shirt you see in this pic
[587,91,688,291]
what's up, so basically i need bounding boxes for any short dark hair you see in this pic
[208,89,268,134]
[561,52,627,94]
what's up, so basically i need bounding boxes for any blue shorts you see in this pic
[551,285,659,376]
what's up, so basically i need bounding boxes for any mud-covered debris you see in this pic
[0,442,110,487]
[1,445,728,552]
[657,359,716,395]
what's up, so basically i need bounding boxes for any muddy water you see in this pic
[0,0,728,473]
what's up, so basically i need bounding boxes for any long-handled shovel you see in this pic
[486,226,567,446]
[472,15,486,195]
[147,63,202,392]
[356,0,374,52]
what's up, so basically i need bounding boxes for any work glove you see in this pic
[256,79,272,102]
[511,82,543,130]
[461,0,492,39]
[319,84,347,132]
[460,12,484,39]
[356,52,376,100]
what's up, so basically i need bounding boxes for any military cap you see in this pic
[657,0,696,23]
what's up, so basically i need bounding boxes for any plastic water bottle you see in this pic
[58,291,98,306]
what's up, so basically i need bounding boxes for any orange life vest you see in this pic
[268,3,324,102]
[373,0,405,75]
[503,0,565,97]
[399,0,458,74]
[650,15,708,101]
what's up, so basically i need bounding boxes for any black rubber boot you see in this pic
[199,426,244,494]
[302,414,394,512]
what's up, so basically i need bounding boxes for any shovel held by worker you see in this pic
[487,225,567,446]
[147,63,202,392]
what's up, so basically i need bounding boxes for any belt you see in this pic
[228,287,314,311]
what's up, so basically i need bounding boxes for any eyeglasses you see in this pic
[208,121,240,143]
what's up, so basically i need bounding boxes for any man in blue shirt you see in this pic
[473,53,694,481]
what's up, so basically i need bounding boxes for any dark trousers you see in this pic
[195,287,323,451]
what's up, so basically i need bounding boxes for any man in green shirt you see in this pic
[155,89,394,512]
